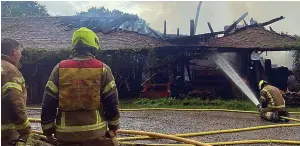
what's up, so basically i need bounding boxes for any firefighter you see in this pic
[1,38,31,146]
[41,27,120,146]
[257,80,290,122]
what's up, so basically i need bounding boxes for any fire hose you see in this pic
[118,140,300,146]
[28,108,300,145]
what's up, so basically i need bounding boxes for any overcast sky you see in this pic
[39,1,300,69]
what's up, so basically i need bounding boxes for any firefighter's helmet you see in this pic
[259,80,268,90]
[72,27,100,50]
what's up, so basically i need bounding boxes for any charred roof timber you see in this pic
[224,12,248,34]
[260,16,285,26]
[207,22,214,34]
[190,19,195,36]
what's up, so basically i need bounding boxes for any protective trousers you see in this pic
[260,111,290,122]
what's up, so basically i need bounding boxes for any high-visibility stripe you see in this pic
[263,89,275,107]
[46,81,58,93]
[20,77,25,83]
[260,96,266,101]
[57,110,106,132]
[266,112,272,120]
[2,82,23,93]
[271,105,285,108]
[15,119,30,130]
[1,124,15,130]
[108,119,120,126]
[96,110,100,123]
[56,121,106,132]
[42,122,55,130]
[103,80,116,94]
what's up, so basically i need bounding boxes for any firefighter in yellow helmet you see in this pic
[41,27,120,146]
[258,80,290,122]
[1,38,31,146]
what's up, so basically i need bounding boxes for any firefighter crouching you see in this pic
[257,80,290,123]
[1,38,32,146]
[41,27,120,146]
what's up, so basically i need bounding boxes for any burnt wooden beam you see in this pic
[148,27,166,41]
[190,19,195,36]
[225,12,248,34]
[269,26,274,32]
[243,19,248,26]
[207,22,214,34]
[177,28,179,37]
[261,16,284,26]
[164,20,167,37]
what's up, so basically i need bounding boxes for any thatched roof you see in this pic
[1,16,169,51]
[203,26,300,50]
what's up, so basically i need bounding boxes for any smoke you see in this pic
[227,1,300,69]
[227,1,250,22]
[40,1,300,68]
[133,1,199,35]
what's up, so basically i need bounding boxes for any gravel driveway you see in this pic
[27,109,300,146]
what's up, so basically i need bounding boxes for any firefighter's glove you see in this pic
[257,104,262,112]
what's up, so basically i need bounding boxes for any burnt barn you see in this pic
[1,16,300,103]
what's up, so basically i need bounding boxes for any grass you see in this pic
[120,97,300,112]
[28,97,300,112]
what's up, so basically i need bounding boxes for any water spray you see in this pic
[211,53,260,107]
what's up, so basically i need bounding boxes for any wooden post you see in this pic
[190,19,195,36]
[207,22,214,34]
[243,19,248,26]
[164,20,166,37]
[177,28,179,37]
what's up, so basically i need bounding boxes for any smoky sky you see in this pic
[39,1,300,69]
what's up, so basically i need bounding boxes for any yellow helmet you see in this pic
[72,27,100,50]
[258,80,267,90]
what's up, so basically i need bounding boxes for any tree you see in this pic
[59,6,143,33]
[1,1,49,17]
[293,35,300,84]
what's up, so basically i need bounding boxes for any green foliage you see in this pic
[293,35,300,83]
[76,6,138,18]
[131,98,257,110]
[57,6,143,33]
[1,1,49,17]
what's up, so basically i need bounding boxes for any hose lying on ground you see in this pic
[119,139,300,146]
[32,130,211,146]
[279,116,300,122]
[28,108,300,145]
[26,107,300,114]
[32,131,300,146]
[117,122,300,141]
[28,108,300,124]
[32,122,300,143]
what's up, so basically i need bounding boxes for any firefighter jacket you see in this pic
[41,54,120,142]
[260,85,285,112]
[1,55,31,140]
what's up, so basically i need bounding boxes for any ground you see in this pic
[28,108,300,146]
